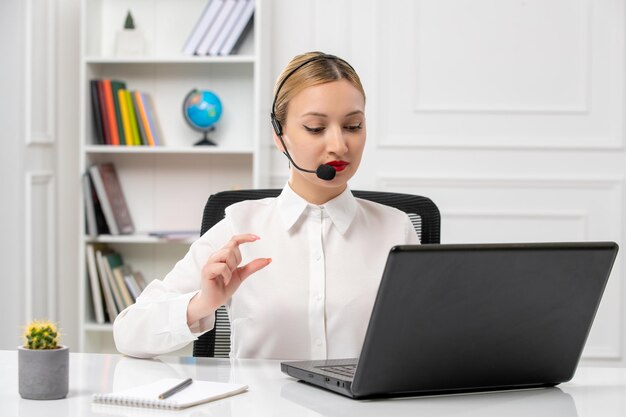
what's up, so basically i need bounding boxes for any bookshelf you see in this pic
[78,0,271,354]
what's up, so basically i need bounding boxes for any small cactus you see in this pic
[23,320,61,350]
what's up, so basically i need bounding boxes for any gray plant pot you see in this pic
[18,345,69,400]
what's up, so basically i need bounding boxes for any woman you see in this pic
[114,51,419,359]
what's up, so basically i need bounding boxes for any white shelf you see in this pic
[78,0,270,353]
[84,234,198,245]
[84,323,114,332]
[85,145,254,155]
[85,55,256,64]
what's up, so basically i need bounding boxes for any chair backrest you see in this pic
[193,189,440,357]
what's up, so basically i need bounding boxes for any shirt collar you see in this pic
[277,183,357,235]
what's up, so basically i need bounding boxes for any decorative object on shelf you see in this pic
[18,320,69,400]
[115,11,145,56]
[183,89,223,146]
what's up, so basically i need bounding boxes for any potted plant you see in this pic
[18,320,69,400]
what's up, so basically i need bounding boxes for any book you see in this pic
[92,378,248,410]
[141,92,164,146]
[131,91,148,146]
[133,271,148,291]
[209,0,247,56]
[183,0,221,56]
[104,252,127,312]
[102,79,121,145]
[89,163,135,235]
[95,248,118,321]
[195,0,228,55]
[82,173,98,237]
[97,81,112,144]
[134,91,156,146]
[89,80,105,144]
[124,90,142,145]
[219,0,254,55]
[123,271,142,301]
[117,89,133,146]
[112,265,134,308]
[86,171,111,235]
[110,80,128,145]
[85,244,106,324]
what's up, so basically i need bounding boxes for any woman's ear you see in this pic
[273,131,286,153]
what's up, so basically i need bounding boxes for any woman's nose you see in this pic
[326,126,348,155]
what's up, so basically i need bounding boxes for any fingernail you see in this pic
[252,234,260,240]
[265,258,272,263]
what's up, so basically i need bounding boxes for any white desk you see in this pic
[1,350,625,416]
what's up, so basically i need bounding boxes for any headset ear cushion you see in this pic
[271,116,283,136]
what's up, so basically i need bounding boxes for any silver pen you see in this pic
[158,378,193,400]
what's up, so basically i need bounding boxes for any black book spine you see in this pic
[90,80,105,145]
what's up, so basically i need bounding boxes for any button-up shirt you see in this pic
[114,184,419,359]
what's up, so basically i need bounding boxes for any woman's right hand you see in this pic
[186,234,271,326]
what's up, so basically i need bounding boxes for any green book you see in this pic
[124,90,142,145]
[110,80,128,145]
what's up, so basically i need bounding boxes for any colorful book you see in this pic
[141,92,164,146]
[134,91,156,146]
[89,80,105,144]
[131,91,148,145]
[102,80,121,145]
[124,90,142,145]
[97,81,112,144]
[110,80,128,145]
[117,89,133,146]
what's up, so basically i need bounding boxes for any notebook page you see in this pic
[93,378,248,410]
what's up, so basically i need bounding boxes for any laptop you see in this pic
[281,242,618,399]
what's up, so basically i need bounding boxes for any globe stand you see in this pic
[194,127,217,146]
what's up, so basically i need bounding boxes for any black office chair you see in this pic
[192,189,440,357]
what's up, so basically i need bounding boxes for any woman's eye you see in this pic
[304,126,324,134]
[345,123,362,131]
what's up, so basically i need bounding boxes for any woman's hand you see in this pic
[187,234,271,326]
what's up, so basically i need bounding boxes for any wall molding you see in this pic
[24,172,56,323]
[24,0,55,146]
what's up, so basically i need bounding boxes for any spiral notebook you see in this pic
[92,378,248,410]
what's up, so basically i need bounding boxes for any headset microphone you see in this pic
[271,54,355,182]
[274,128,337,181]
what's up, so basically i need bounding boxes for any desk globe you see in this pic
[183,89,223,146]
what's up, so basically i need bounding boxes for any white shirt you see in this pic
[114,184,419,359]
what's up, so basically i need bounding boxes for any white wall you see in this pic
[268,0,626,366]
[4,0,624,365]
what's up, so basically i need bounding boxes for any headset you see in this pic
[270,54,356,181]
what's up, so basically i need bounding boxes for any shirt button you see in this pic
[314,253,321,261]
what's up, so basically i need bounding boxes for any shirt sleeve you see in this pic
[113,218,232,359]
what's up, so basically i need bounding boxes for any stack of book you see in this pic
[85,244,149,324]
[183,0,255,56]
[90,79,164,146]
[83,162,134,236]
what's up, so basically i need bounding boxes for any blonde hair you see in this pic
[272,51,365,129]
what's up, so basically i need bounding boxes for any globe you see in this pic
[183,89,223,146]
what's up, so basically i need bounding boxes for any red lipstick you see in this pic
[326,160,349,172]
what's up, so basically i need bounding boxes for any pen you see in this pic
[158,378,193,400]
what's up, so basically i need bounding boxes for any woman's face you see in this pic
[274,79,366,204]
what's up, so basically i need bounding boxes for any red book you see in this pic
[97,81,112,145]
[102,80,121,145]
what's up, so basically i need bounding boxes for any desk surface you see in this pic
[1,350,625,416]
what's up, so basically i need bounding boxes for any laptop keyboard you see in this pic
[317,364,357,378]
